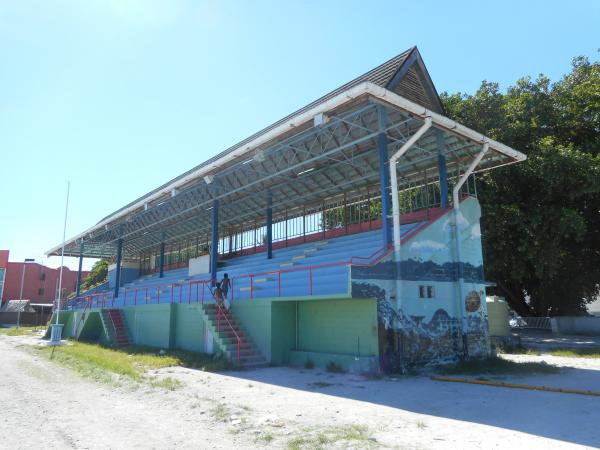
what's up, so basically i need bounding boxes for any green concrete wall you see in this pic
[231,300,272,360]
[78,312,104,342]
[122,304,172,349]
[270,302,296,364]
[174,304,209,352]
[231,298,378,368]
[297,299,378,357]
[289,350,379,373]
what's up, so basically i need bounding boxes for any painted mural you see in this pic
[351,197,490,369]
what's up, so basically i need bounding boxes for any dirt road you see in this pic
[0,337,244,450]
[1,335,599,449]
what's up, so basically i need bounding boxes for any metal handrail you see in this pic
[215,302,241,362]
[74,300,91,337]
[69,238,399,309]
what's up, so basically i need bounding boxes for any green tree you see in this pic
[81,259,109,291]
[440,55,600,316]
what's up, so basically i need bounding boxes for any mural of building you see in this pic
[46,47,525,371]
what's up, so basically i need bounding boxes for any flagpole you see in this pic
[55,181,70,326]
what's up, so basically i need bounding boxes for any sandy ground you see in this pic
[1,335,599,450]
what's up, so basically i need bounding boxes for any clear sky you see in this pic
[0,0,598,271]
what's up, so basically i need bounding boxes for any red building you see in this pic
[0,250,89,304]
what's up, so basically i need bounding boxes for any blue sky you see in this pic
[0,0,598,271]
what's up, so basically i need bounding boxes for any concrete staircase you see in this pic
[202,304,266,368]
[100,309,130,347]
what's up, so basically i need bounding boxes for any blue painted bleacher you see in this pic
[86,222,423,308]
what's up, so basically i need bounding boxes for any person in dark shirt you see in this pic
[221,273,231,299]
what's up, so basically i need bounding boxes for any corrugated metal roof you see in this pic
[98,47,420,223]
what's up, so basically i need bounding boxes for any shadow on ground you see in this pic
[223,356,600,448]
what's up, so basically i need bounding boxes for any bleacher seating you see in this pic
[79,222,425,308]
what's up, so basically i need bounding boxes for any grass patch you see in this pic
[287,424,373,449]
[325,361,345,373]
[33,341,232,386]
[256,432,274,444]
[210,401,230,422]
[547,348,600,358]
[309,381,335,389]
[436,356,560,375]
[0,326,38,336]
[149,377,182,391]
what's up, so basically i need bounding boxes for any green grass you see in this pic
[287,424,373,449]
[256,432,274,444]
[547,348,600,358]
[437,356,560,375]
[0,326,38,336]
[209,401,232,422]
[33,341,232,387]
[498,346,600,359]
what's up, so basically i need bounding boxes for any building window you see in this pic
[40,272,46,281]
[419,285,435,299]
[38,288,44,296]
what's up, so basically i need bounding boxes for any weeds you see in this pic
[304,358,315,369]
[149,377,182,391]
[547,348,600,358]
[309,381,334,389]
[256,432,274,444]
[211,402,229,422]
[325,361,345,373]
[32,341,231,388]
[287,424,373,449]
[436,356,560,375]
[0,326,38,336]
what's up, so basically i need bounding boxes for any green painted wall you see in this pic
[78,312,104,341]
[231,300,272,360]
[174,304,208,352]
[122,304,172,349]
[270,302,296,364]
[297,299,378,357]
[232,298,378,366]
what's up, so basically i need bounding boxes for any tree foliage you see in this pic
[440,55,600,316]
[81,259,109,291]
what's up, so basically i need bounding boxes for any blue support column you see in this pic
[114,238,123,298]
[210,199,219,283]
[377,106,392,248]
[437,130,449,208]
[75,240,84,298]
[159,241,165,278]
[266,193,273,259]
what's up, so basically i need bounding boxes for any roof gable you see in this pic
[385,47,444,114]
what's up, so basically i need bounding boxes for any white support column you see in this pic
[451,143,489,349]
[389,117,432,312]
[389,117,433,261]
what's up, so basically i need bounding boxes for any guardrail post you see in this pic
[309,267,313,295]
[250,275,254,299]
[278,272,281,297]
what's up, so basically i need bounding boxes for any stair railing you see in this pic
[215,301,241,362]
[74,299,91,338]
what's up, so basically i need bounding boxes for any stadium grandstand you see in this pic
[46,47,525,371]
